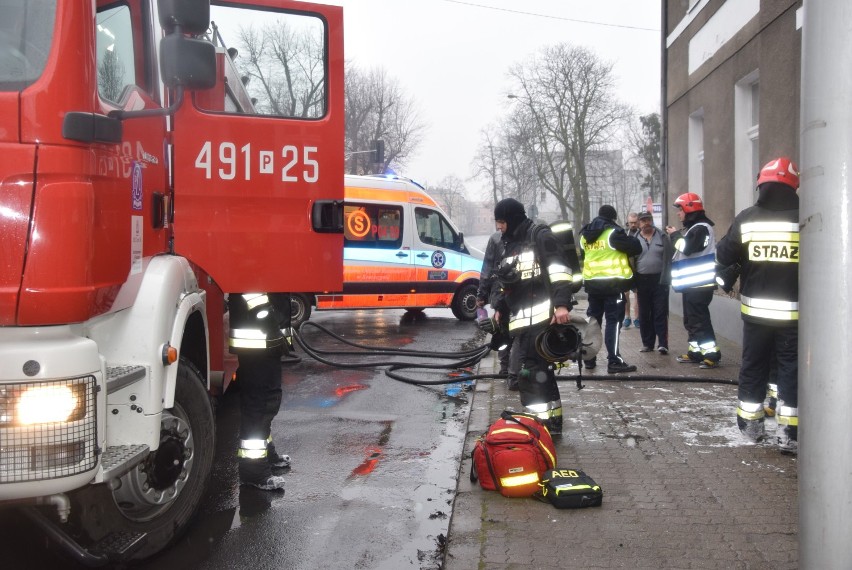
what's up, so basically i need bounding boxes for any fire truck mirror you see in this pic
[158,0,210,35]
[159,34,216,90]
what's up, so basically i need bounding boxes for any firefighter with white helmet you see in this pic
[666,193,721,368]
[716,157,800,452]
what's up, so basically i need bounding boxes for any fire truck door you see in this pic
[170,1,344,294]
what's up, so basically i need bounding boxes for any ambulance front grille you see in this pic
[0,376,98,483]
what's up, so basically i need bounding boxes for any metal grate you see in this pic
[0,376,98,483]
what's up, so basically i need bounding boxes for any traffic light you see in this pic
[373,139,385,164]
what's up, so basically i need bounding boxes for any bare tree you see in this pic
[471,117,539,212]
[98,49,125,102]
[430,175,467,220]
[471,126,502,206]
[345,64,426,175]
[507,43,633,228]
[628,113,662,202]
[229,19,325,118]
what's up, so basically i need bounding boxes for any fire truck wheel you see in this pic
[451,283,479,321]
[290,294,312,328]
[70,358,215,561]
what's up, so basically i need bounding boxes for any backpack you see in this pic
[470,411,557,498]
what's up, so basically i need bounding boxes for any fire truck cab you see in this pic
[0,0,343,563]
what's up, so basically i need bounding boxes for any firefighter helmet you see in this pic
[757,157,800,190]
[673,193,704,213]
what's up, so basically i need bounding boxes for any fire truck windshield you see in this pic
[0,0,55,91]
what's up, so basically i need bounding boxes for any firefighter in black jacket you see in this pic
[716,157,800,453]
[492,198,573,435]
[580,205,642,373]
[228,292,293,490]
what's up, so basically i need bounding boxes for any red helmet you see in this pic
[673,192,704,213]
[757,157,800,189]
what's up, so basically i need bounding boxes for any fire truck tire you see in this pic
[451,283,478,321]
[290,294,312,327]
[70,358,215,561]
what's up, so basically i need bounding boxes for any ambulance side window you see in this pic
[415,208,462,252]
[343,203,402,249]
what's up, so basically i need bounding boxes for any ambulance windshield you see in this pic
[0,0,55,91]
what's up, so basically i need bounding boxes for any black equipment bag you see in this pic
[536,468,603,509]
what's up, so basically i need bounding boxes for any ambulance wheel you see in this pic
[290,294,312,327]
[70,358,215,561]
[451,283,479,321]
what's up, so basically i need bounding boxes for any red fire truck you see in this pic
[0,0,343,563]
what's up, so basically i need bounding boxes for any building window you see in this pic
[735,71,760,212]
[689,109,705,199]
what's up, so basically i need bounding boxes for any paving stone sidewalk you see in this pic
[444,301,798,570]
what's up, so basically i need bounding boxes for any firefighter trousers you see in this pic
[515,329,562,431]
[681,287,719,361]
[237,349,283,480]
[738,321,798,408]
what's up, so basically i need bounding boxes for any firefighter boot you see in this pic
[546,413,563,437]
[267,441,291,470]
[764,383,778,417]
[240,459,286,492]
[736,416,766,443]
[776,423,798,455]
[775,402,798,455]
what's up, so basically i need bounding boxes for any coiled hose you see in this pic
[293,321,738,387]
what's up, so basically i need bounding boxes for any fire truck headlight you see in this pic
[17,385,83,425]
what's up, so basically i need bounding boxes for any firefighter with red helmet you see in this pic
[665,193,721,368]
[228,293,293,490]
[716,157,800,452]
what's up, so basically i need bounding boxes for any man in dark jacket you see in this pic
[715,157,800,453]
[580,205,642,373]
[492,198,574,435]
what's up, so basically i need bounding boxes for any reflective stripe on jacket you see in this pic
[671,222,716,291]
[716,202,799,326]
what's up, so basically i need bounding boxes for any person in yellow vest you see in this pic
[579,205,642,373]
[665,194,721,368]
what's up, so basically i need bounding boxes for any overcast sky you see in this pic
[316,0,662,199]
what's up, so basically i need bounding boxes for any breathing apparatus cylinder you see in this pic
[535,315,602,363]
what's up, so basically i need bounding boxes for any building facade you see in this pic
[663,0,802,341]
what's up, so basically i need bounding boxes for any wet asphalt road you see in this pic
[0,308,485,569]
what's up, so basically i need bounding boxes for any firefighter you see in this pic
[228,293,293,490]
[665,193,721,368]
[715,157,800,452]
[579,205,642,373]
[492,198,574,435]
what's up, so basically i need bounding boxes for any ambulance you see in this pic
[289,175,483,324]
